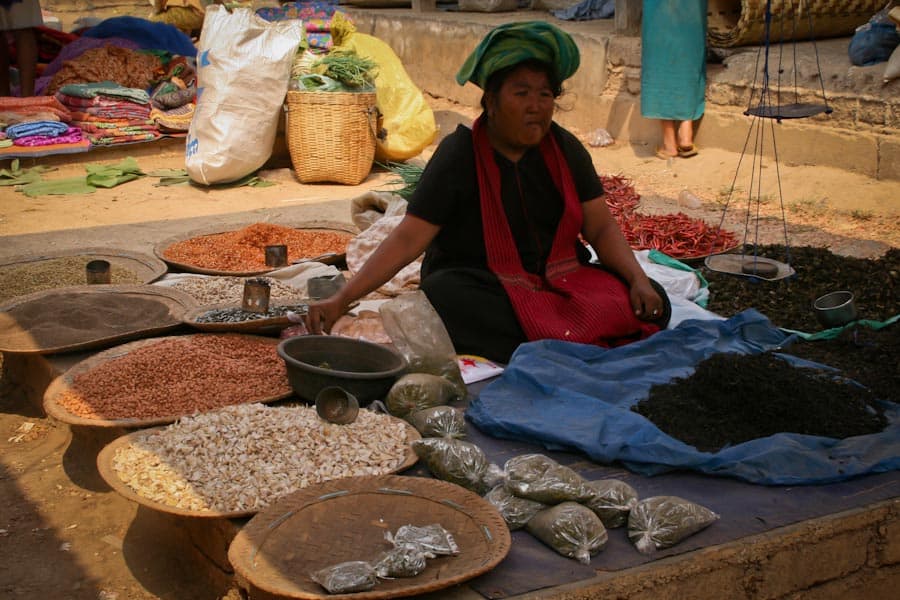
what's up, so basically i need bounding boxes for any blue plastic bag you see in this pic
[849,19,900,66]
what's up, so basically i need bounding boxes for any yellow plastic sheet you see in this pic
[336,32,437,162]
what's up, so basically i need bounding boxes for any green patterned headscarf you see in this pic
[455,21,580,90]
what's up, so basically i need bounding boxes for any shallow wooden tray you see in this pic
[96,417,421,519]
[228,474,511,599]
[0,247,168,296]
[182,301,308,335]
[43,333,293,428]
[154,220,357,276]
[0,285,195,354]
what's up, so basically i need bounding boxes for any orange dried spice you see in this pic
[162,223,353,271]
[54,335,291,420]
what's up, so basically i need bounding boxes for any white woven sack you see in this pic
[186,6,303,184]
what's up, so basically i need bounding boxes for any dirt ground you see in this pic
[1,96,899,599]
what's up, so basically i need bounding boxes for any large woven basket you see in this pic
[285,90,377,185]
[708,0,882,48]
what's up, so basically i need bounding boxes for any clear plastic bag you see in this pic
[387,523,460,556]
[380,291,467,399]
[485,484,546,531]
[408,405,467,439]
[503,454,591,504]
[372,546,431,578]
[412,438,499,494]
[386,374,460,419]
[582,479,639,529]
[526,501,608,564]
[311,560,378,594]
[627,495,719,555]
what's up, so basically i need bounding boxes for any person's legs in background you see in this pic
[0,32,10,96]
[658,119,677,157]
[11,27,37,96]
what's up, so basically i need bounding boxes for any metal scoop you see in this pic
[315,386,360,425]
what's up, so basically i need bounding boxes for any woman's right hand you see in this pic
[304,294,349,335]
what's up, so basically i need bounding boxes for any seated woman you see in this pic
[306,21,669,363]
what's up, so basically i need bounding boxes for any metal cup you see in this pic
[85,260,111,284]
[813,290,858,328]
[265,245,288,268]
[307,273,347,301]
[315,386,360,425]
[242,279,271,314]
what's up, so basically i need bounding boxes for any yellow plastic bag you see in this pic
[335,30,437,162]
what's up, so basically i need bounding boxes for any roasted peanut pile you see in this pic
[55,335,290,420]
[162,223,353,272]
[112,403,411,513]
[167,276,304,306]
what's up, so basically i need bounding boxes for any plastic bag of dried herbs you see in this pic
[627,496,719,555]
[311,560,378,594]
[503,454,592,504]
[526,501,608,564]
[380,291,467,399]
[408,405,467,438]
[372,545,431,579]
[582,479,639,528]
[386,373,460,419]
[387,523,460,556]
[485,484,547,530]
[412,438,501,494]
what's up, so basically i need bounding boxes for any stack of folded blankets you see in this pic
[55,81,162,146]
[149,55,196,135]
[0,96,87,153]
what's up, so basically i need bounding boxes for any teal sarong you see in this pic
[640,0,707,121]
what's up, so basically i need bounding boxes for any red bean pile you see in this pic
[55,335,291,420]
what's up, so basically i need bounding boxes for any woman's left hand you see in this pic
[629,278,664,321]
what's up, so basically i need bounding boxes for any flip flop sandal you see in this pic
[677,145,698,158]
[655,148,677,160]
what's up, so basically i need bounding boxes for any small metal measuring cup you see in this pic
[315,386,360,425]
[307,273,346,301]
[265,245,288,268]
[85,260,111,284]
[242,278,271,314]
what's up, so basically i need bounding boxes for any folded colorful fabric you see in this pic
[56,93,150,109]
[150,103,194,132]
[57,81,152,105]
[13,127,84,147]
[70,107,152,121]
[88,131,162,145]
[5,121,71,140]
[0,96,71,122]
[78,124,158,137]
[0,111,61,125]
[77,121,157,134]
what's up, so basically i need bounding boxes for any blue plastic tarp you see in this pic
[84,16,197,58]
[467,309,900,485]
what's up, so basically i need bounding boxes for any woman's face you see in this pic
[486,64,555,155]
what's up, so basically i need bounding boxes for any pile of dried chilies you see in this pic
[601,175,738,259]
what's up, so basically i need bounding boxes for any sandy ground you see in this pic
[2,98,899,253]
[1,97,899,600]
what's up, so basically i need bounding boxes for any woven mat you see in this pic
[708,0,882,48]
[228,474,511,599]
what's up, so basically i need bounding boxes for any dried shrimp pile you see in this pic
[161,223,353,272]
